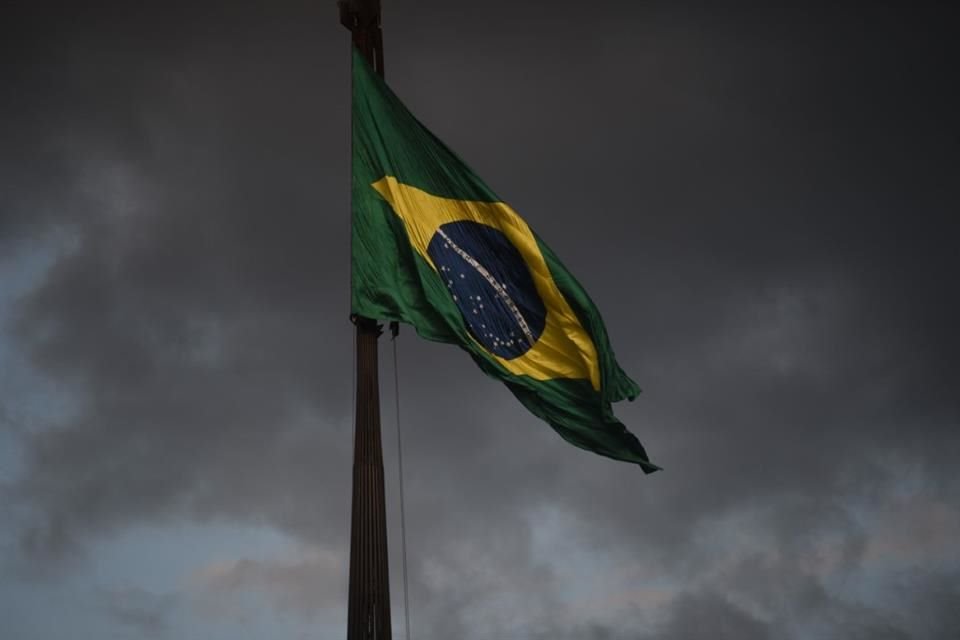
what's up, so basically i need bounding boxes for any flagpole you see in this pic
[340,2,392,639]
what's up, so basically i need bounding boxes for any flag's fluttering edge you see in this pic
[351,48,659,472]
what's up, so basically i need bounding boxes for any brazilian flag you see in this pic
[351,48,658,472]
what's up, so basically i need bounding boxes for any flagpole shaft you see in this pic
[342,2,392,639]
[348,316,391,640]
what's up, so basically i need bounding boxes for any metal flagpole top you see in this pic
[338,0,381,29]
[339,0,384,77]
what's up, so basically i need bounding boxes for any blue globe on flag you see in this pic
[427,221,547,360]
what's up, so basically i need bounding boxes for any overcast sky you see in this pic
[2,2,958,639]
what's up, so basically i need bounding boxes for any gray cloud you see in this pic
[99,586,177,638]
[190,545,346,618]
[654,591,771,640]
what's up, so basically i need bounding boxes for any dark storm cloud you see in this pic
[654,591,771,640]
[190,546,346,618]
[2,1,959,638]
[98,586,177,638]
[1,3,361,579]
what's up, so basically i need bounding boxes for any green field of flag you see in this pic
[350,47,658,472]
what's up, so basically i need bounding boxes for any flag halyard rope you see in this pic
[391,326,412,640]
